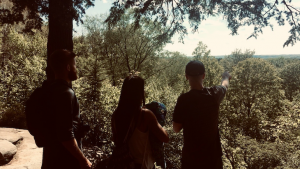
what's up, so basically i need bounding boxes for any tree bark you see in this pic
[47,0,74,80]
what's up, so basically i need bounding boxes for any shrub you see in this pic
[0,28,46,129]
[0,104,26,129]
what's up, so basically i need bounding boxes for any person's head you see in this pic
[185,60,206,86]
[117,75,145,112]
[114,75,145,145]
[49,49,78,82]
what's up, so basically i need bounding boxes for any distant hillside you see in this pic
[214,54,300,59]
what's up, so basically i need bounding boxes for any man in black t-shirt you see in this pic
[42,49,92,169]
[173,60,231,169]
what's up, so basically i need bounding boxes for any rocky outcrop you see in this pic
[0,130,23,144]
[0,128,42,169]
[0,140,17,165]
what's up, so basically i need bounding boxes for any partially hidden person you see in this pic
[111,75,169,169]
[145,101,167,169]
[41,49,92,169]
[172,60,231,169]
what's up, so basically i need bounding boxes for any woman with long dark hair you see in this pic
[111,75,169,169]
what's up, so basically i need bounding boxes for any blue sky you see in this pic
[74,0,300,56]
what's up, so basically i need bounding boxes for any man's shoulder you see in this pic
[184,89,211,97]
[177,92,191,101]
[205,85,227,105]
[178,90,206,100]
[49,81,75,99]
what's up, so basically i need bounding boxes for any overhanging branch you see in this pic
[283,0,296,27]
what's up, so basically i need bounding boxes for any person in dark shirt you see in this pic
[41,49,92,169]
[172,60,231,169]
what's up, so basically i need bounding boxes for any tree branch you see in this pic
[262,0,277,18]
[287,4,300,13]
[283,0,296,27]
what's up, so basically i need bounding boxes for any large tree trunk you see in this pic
[46,0,74,80]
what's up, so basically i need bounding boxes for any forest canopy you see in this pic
[1,0,299,79]
[106,0,300,47]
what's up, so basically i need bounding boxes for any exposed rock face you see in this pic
[0,129,23,144]
[0,140,17,165]
[0,128,43,169]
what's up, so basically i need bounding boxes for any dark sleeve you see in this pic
[212,85,227,105]
[173,95,186,124]
[54,89,75,142]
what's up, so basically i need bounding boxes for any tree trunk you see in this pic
[47,0,74,80]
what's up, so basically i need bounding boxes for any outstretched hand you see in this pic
[221,71,231,89]
[222,71,232,80]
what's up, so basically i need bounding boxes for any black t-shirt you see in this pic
[51,80,81,142]
[42,80,81,169]
[173,85,227,168]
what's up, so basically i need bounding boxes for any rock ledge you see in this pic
[0,128,42,169]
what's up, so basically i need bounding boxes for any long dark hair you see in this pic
[113,75,145,145]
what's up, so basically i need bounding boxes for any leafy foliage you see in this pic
[220,49,255,72]
[106,0,300,46]
[219,58,300,168]
[221,58,283,144]
[152,51,190,93]
[266,57,300,70]
[75,13,173,85]
[0,0,95,33]
[0,27,47,128]
[192,41,211,60]
[193,41,224,87]
[280,62,300,100]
